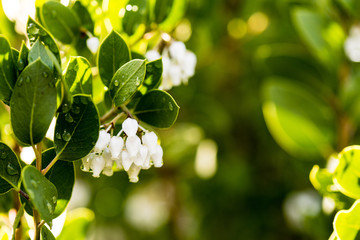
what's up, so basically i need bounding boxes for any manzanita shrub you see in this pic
[259,0,360,239]
[0,0,196,239]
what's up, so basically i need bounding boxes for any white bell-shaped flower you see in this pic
[102,148,114,176]
[102,167,113,176]
[81,153,93,172]
[127,164,141,183]
[151,145,163,168]
[142,154,151,169]
[126,135,141,157]
[142,132,158,154]
[168,64,182,86]
[145,50,161,61]
[109,136,124,159]
[86,37,100,54]
[121,150,133,171]
[134,145,148,166]
[169,41,186,62]
[122,118,138,136]
[182,51,197,79]
[94,130,110,153]
[91,155,105,178]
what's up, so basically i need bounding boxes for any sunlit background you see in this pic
[0,0,340,239]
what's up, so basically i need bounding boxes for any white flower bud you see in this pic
[102,167,113,176]
[91,155,105,178]
[145,50,161,61]
[151,144,163,168]
[109,136,124,159]
[182,50,197,78]
[86,37,100,54]
[94,130,110,153]
[142,132,158,154]
[122,150,133,171]
[134,145,148,166]
[126,135,141,157]
[169,41,186,62]
[127,164,141,183]
[122,118,138,136]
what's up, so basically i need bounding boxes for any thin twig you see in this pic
[32,143,42,171]
[100,107,118,124]
[120,104,133,118]
[19,189,29,200]
[41,153,61,175]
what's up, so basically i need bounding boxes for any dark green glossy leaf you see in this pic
[54,95,99,161]
[40,1,81,44]
[11,59,57,145]
[131,51,145,60]
[0,35,17,104]
[71,1,94,33]
[0,142,21,194]
[122,0,147,35]
[64,57,92,95]
[17,41,29,72]
[22,165,57,223]
[109,59,145,106]
[98,30,130,87]
[26,17,61,67]
[134,89,179,128]
[142,59,162,91]
[41,225,55,240]
[28,39,54,70]
[154,0,174,23]
[12,203,25,240]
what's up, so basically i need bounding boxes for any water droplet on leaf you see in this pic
[17,59,24,70]
[25,76,31,83]
[114,80,119,87]
[17,78,23,87]
[169,102,173,111]
[30,179,38,188]
[6,163,18,176]
[62,130,71,142]
[45,200,54,214]
[80,97,88,105]
[42,72,48,78]
[1,152,7,159]
[72,106,81,114]
[52,196,57,204]
[55,132,61,139]
[62,103,70,113]
[65,113,74,123]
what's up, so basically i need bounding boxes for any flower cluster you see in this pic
[82,118,163,182]
[146,40,197,90]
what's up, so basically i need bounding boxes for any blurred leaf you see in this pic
[334,146,360,199]
[158,0,186,32]
[10,59,57,145]
[134,89,179,128]
[64,57,92,96]
[41,225,55,240]
[40,1,81,44]
[57,208,94,240]
[334,200,360,239]
[54,95,99,161]
[71,1,94,33]
[28,39,54,70]
[262,77,335,159]
[0,35,17,104]
[22,165,57,223]
[337,0,360,18]
[0,142,21,193]
[26,17,61,66]
[154,0,174,23]
[109,59,145,106]
[11,203,24,240]
[131,51,145,60]
[98,31,130,87]
[310,165,334,195]
[122,0,147,35]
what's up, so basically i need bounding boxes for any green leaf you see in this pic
[122,0,147,35]
[41,225,55,240]
[17,41,29,72]
[261,77,335,159]
[64,57,92,96]
[309,165,334,195]
[131,51,145,60]
[28,39,54,71]
[11,203,25,240]
[0,35,17,104]
[57,208,94,240]
[154,0,174,23]
[334,146,360,199]
[334,200,360,239]
[71,1,94,33]
[10,59,57,145]
[54,95,99,161]
[291,8,344,69]
[142,59,162,91]
[134,89,179,128]
[98,30,130,87]
[22,165,57,223]
[42,148,74,217]
[40,1,81,44]
[337,0,360,18]
[26,17,61,67]
[158,0,186,32]
[0,142,21,194]
[109,59,145,106]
